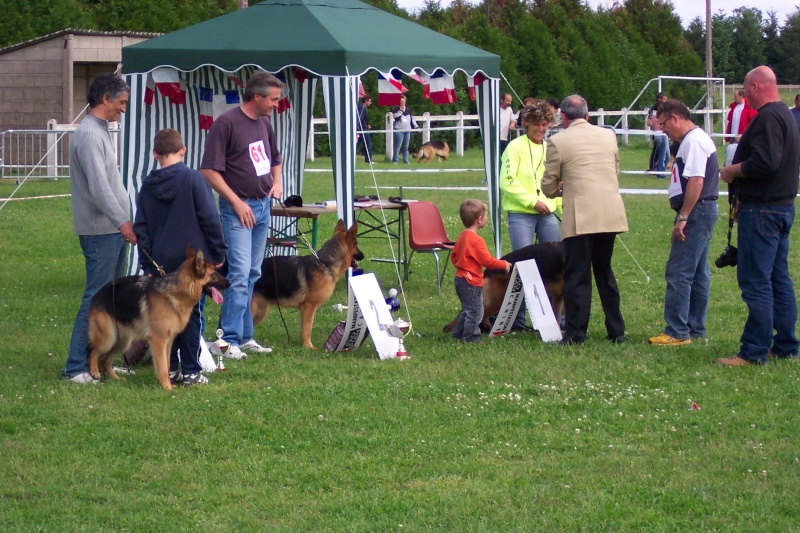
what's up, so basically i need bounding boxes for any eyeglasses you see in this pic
[658,115,673,129]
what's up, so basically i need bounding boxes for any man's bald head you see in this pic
[744,65,779,109]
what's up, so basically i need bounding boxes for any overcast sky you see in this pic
[394,0,799,27]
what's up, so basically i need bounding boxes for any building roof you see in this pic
[0,28,160,56]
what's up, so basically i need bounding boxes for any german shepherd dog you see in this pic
[251,219,362,349]
[414,140,450,163]
[443,241,565,333]
[87,246,230,390]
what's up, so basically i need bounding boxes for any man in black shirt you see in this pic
[718,66,800,366]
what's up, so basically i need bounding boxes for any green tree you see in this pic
[775,10,800,83]
[711,12,735,82]
[762,10,781,73]
[0,0,91,47]
[684,17,706,60]
[729,7,765,83]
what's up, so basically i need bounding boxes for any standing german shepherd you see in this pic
[443,241,565,333]
[87,246,229,390]
[251,220,362,349]
[414,140,450,163]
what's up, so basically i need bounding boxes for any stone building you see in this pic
[0,28,157,131]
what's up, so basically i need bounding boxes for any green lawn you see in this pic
[1,146,799,531]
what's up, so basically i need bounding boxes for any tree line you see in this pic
[4,0,799,111]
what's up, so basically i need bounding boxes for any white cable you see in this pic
[616,235,650,283]
[0,103,89,213]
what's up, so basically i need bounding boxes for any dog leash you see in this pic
[139,248,167,277]
[275,198,323,265]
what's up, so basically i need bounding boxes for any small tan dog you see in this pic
[414,140,450,163]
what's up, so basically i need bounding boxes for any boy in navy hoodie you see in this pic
[134,128,227,385]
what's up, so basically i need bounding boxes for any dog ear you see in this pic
[185,243,196,259]
[334,219,345,233]
[193,249,206,276]
[346,221,358,242]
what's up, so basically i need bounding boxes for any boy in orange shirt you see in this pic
[451,199,511,342]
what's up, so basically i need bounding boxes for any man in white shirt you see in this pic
[499,93,517,155]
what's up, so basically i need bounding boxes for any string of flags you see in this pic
[377,69,488,105]
[143,66,488,130]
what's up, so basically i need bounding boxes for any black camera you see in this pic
[714,245,737,268]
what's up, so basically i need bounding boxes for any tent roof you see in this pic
[121,0,500,78]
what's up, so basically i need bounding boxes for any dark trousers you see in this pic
[356,133,372,162]
[171,302,203,375]
[562,232,625,343]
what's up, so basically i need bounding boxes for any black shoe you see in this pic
[609,335,627,344]
[560,337,583,346]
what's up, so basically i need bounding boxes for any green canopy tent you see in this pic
[120,0,503,263]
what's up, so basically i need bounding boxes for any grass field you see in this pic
[1,144,799,531]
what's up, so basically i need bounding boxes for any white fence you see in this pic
[0,120,118,181]
[305,106,729,161]
[2,106,730,178]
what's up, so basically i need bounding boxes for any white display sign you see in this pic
[327,283,369,352]
[348,273,400,360]
[489,259,562,343]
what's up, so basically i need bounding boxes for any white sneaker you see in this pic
[223,344,247,360]
[66,371,100,384]
[241,339,273,354]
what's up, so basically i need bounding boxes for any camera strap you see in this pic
[725,188,737,247]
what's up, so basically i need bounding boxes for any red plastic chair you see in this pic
[404,201,455,295]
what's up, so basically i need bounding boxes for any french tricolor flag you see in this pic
[467,73,488,101]
[377,71,408,106]
[151,68,186,104]
[409,71,430,99]
[428,71,456,105]
[273,71,292,114]
[198,87,214,130]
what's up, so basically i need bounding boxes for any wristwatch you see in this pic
[676,215,689,223]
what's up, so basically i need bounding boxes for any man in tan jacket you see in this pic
[542,95,629,344]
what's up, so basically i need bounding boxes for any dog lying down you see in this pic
[443,241,565,334]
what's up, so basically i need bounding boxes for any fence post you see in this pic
[46,119,58,177]
[621,107,629,145]
[456,111,464,156]
[385,112,394,160]
[306,121,315,161]
[597,108,605,127]
[422,111,430,144]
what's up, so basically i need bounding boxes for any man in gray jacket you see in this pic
[62,73,136,383]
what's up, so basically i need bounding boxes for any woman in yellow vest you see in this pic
[500,100,561,250]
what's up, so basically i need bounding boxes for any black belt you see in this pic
[673,198,718,212]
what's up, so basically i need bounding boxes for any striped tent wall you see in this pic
[121,66,317,271]
[270,69,317,254]
[321,75,359,230]
[475,76,502,256]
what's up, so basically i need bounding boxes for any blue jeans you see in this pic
[653,133,669,178]
[452,276,484,343]
[508,212,561,328]
[663,201,717,340]
[736,203,798,363]
[63,234,129,378]
[219,196,271,345]
[508,212,561,250]
[392,131,410,163]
